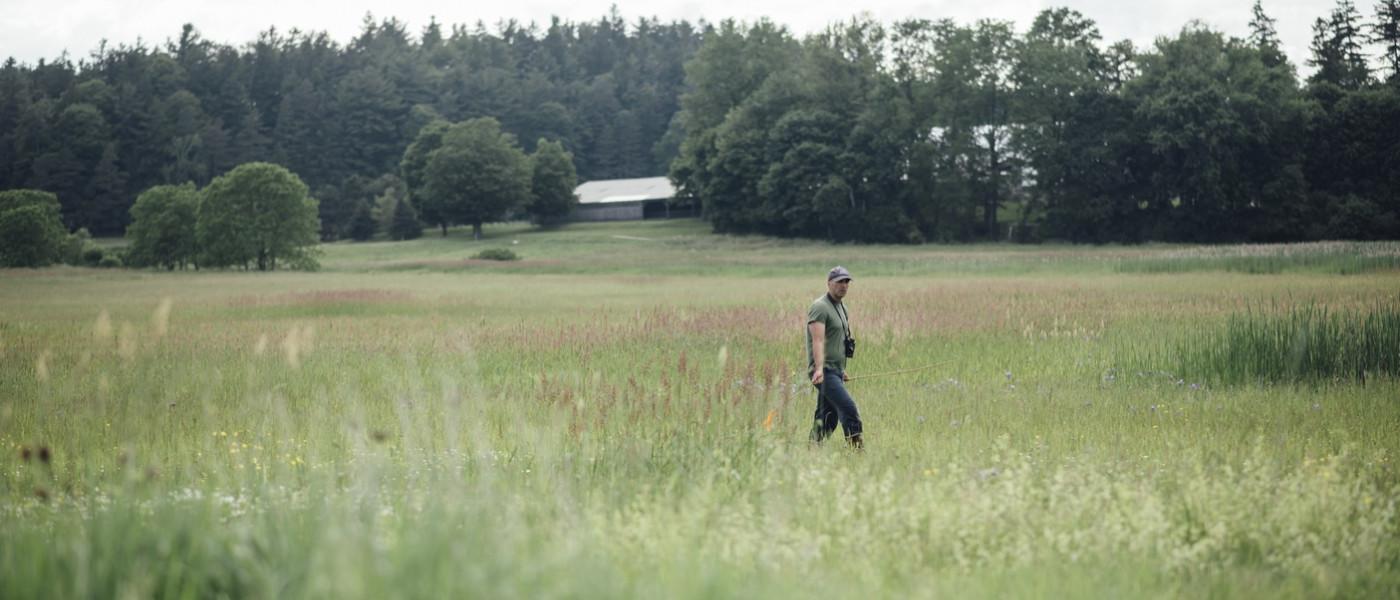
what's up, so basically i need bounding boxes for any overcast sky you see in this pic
[2,0,1346,71]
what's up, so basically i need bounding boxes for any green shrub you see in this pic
[473,248,519,261]
[97,254,123,268]
[61,228,94,265]
[82,246,106,266]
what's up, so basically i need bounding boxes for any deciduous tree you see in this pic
[0,189,66,267]
[126,183,199,269]
[420,117,531,239]
[196,162,319,270]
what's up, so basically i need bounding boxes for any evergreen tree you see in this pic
[85,143,128,235]
[0,59,31,190]
[389,196,422,240]
[527,138,578,225]
[348,199,377,241]
[334,67,406,176]
[1310,0,1372,88]
[1376,0,1400,81]
[1249,0,1288,67]
[229,102,271,165]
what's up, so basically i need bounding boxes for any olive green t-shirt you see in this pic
[806,294,849,374]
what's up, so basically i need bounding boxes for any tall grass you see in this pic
[1131,301,1400,385]
[3,228,1400,598]
[1113,241,1400,275]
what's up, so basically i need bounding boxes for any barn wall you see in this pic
[572,202,645,221]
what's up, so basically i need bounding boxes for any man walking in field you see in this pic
[807,266,862,448]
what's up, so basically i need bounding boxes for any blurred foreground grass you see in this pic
[2,221,1398,598]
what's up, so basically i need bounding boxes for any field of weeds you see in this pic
[2,220,1398,598]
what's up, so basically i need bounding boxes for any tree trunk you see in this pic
[472,222,483,240]
[440,223,447,237]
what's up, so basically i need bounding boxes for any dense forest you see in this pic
[2,1,1398,243]
[0,10,696,239]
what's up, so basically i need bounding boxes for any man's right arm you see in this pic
[808,320,825,385]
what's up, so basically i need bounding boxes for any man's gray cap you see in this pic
[828,266,853,281]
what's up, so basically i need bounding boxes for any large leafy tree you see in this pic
[419,117,531,240]
[0,189,67,267]
[125,183,199,269]
[669,19,800,219]
[1013,9,1112,241]
[1129,24,1305,241]
[196,162,320,270]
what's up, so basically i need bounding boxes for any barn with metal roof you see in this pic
[572,176,680,221]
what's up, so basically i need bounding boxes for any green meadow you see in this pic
[2,220,1398,598]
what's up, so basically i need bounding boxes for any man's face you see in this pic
[827,277,851,300]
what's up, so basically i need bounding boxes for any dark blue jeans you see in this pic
[810,368,862,443]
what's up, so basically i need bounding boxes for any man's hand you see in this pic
[842,372,849,382]
[811,369,824,385]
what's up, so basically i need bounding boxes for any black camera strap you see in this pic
[827,294,851,343]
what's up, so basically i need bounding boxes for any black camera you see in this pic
[844,337,856,358]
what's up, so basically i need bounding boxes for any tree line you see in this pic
[0,163,319,269]
[1,2,1398,249]
[0,117,578,268]
[672,0,1400,243]
[0,10,694,239]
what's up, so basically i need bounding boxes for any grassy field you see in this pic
[2,219,1398,598]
